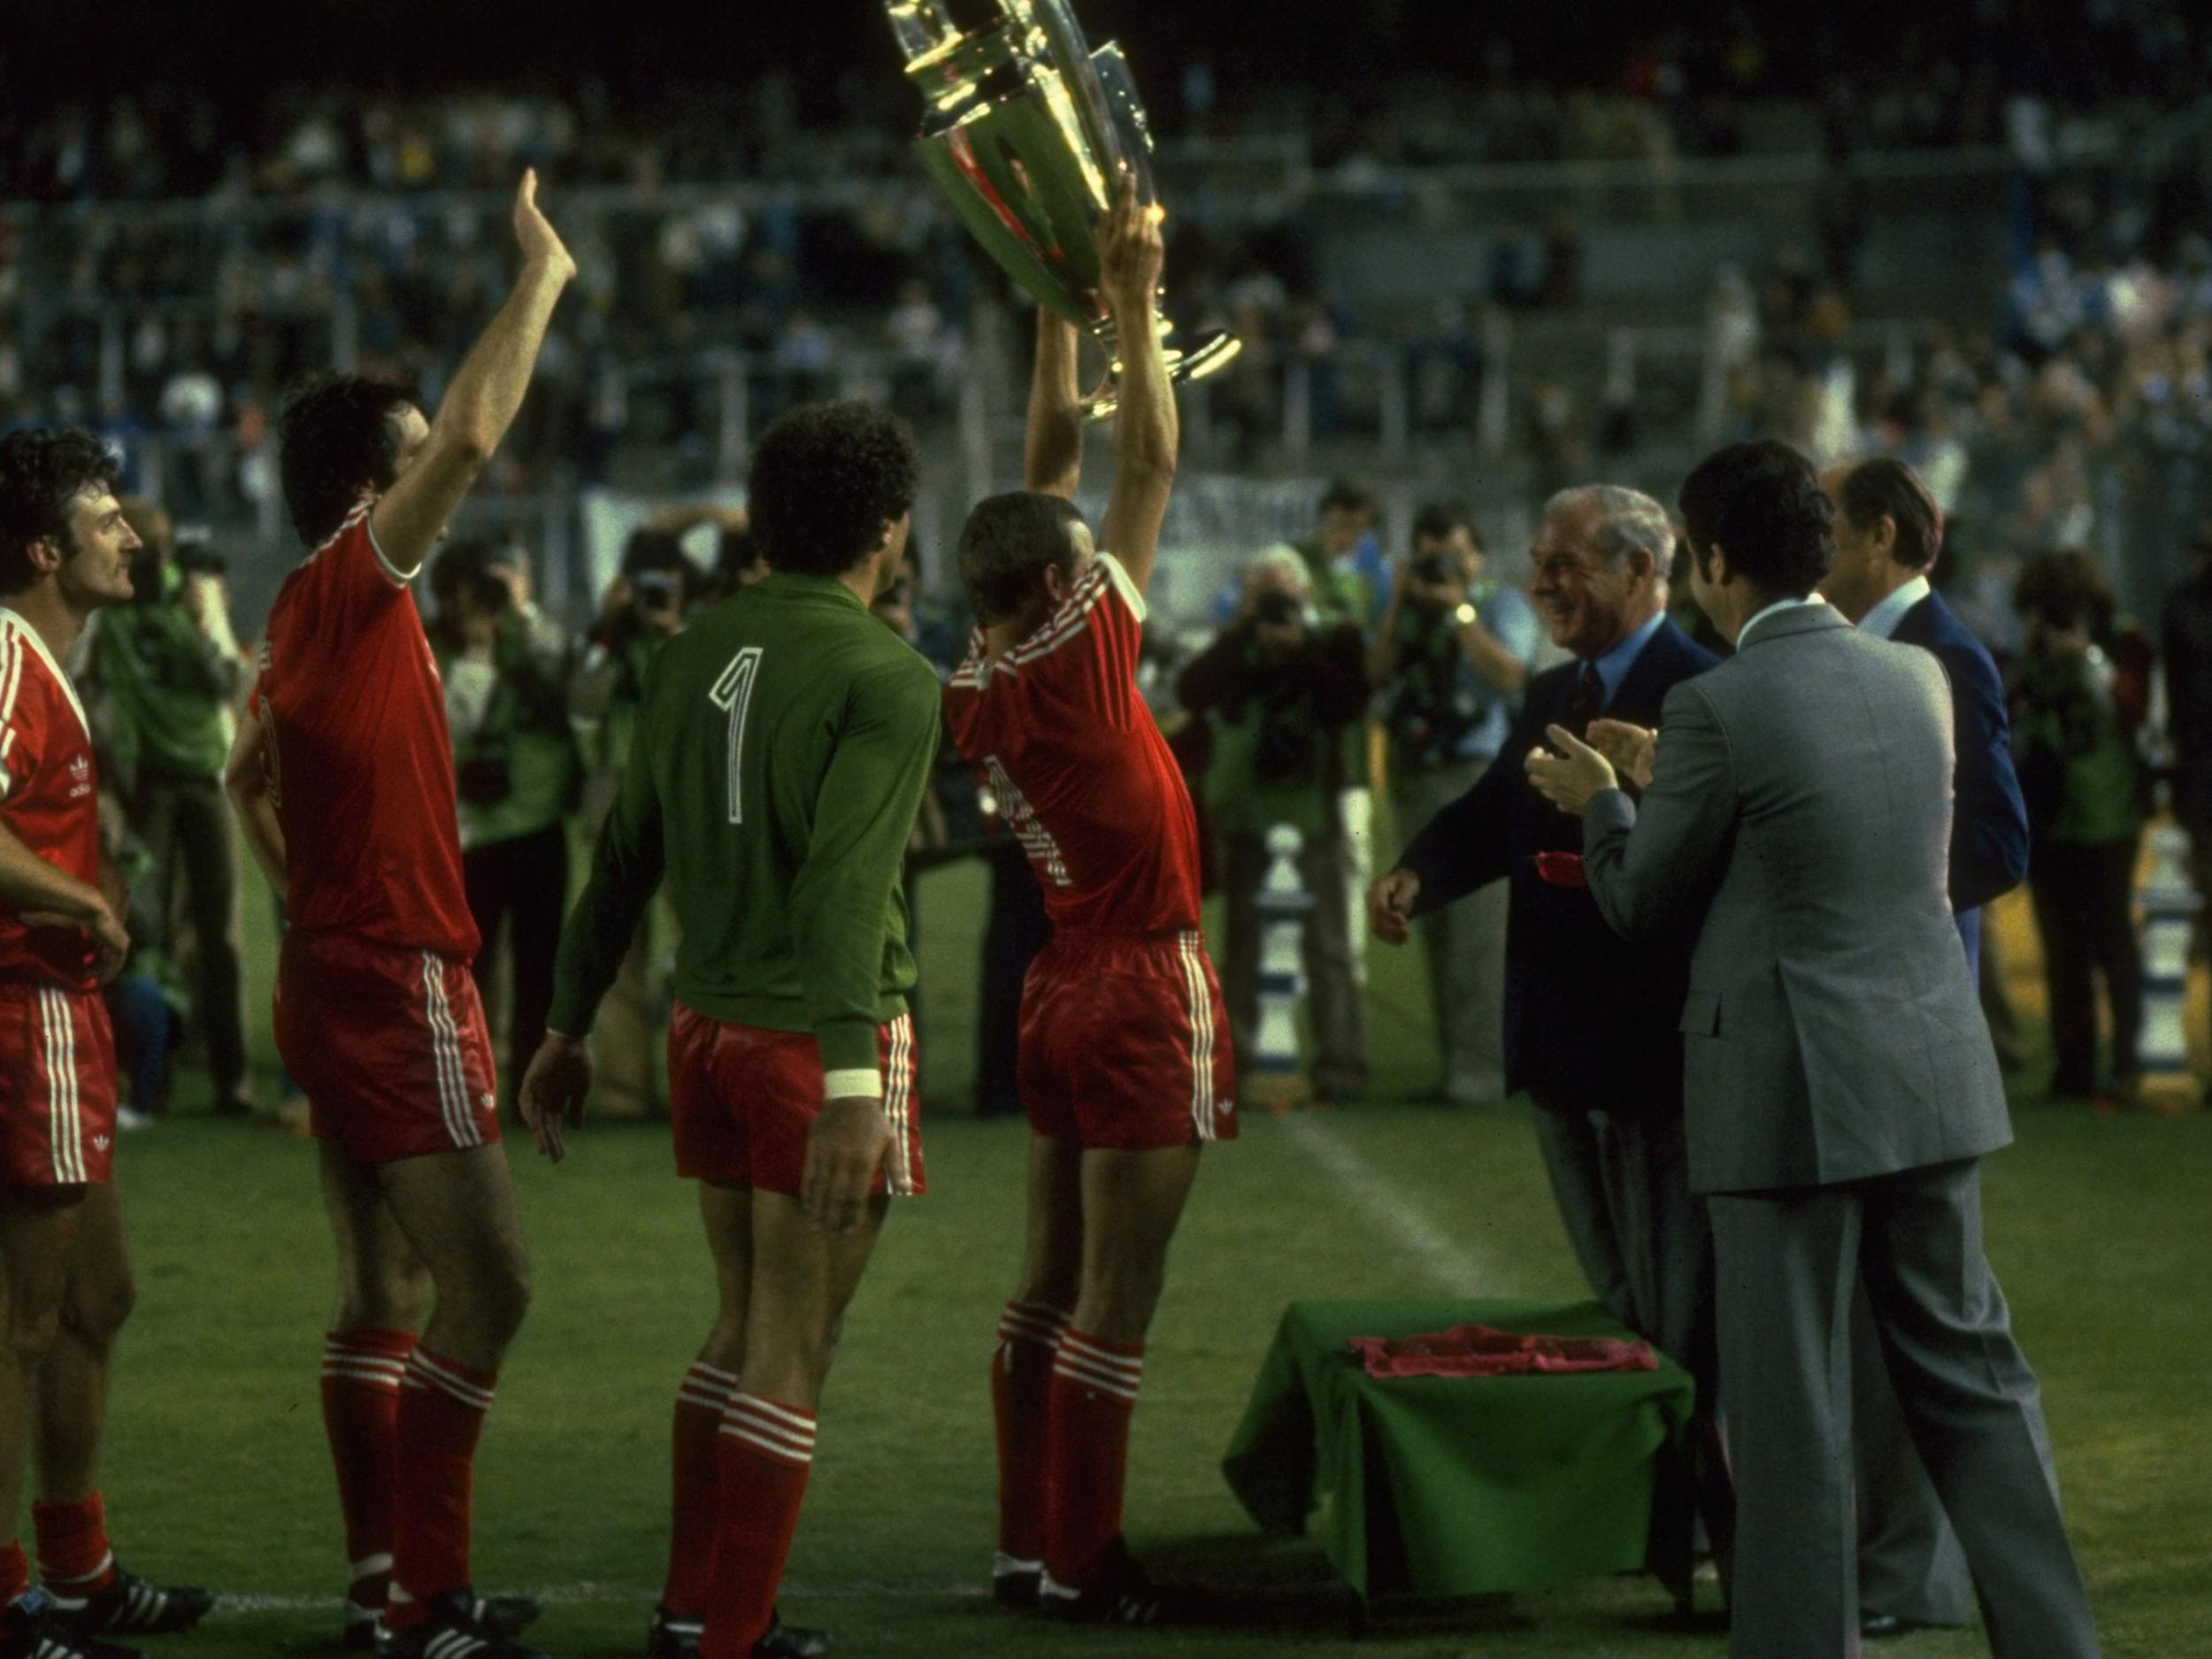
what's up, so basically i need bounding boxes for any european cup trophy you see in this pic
[887,0,1240,418]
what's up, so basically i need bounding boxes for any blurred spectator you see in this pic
[1178,546,1370,1103]
[2161,521,2212,1063]
[2012,549,2151,1105]
[98,810,180,1131]
[565,526,704,1117]
[84,501,252,1114]
[429,539,580,1105]
[1369,503,1542,1105]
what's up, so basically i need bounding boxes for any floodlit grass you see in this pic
[89,866,2210,1656]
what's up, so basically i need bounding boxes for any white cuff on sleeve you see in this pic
[822,1067,884,1101]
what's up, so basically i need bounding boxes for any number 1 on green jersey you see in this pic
[710,647,764,825]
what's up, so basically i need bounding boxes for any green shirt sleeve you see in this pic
[547,665,668,1037]
[789,656,941,1073]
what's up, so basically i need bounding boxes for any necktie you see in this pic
[1562,662,1604,736]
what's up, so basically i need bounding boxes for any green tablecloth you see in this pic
[1222,1298,1695,1602]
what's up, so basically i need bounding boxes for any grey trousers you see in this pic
[1710,1161,2100,1659]
[1223,827,1367,1097]
[1854,1287,1973,1625]
[1394,758,1508,1102]
[138,772,249,1099]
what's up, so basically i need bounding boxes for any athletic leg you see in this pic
[0,1195,85,1619]
[657,1182,752,1636]
[1040,1144,1201,1608]
[372,1145,532,1632]
[993,1136,1081,1594]
[318,1141,431,1634]
[699,1192,888,1659]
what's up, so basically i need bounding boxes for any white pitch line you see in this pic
[1274,1110,1521,1295]
[214,1582,987,1615]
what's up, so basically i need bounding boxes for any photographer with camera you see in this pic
[1369,503,1542,1107]
[429,539,580,1110]
[565,526,705,1117]
[1178,546,1371,1104]
[83,499,252,1115]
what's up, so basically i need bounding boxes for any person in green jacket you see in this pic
[86,500,252,1113]
[428,539,579,1107]
[520,401,940,1659]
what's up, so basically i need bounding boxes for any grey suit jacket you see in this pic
[1581,603,2013,1196]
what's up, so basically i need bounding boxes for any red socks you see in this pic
[31,1494,117,1604]
[0,1541,24,1608]
[992,1302,1069,1568]
[701,1394,815,1659]
[386,1348,496,1631]
[321,1328,416,1610]
[1043,1328,1145,1590]
[661,1359,738,1618]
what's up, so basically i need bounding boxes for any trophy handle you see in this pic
[1080,325,1243,423]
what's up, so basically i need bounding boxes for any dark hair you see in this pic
[277,373,416,547]
[956,492,1086,625]
[746,401,918,578]
[716,522,762,587]
[1412,500,1478,549]
[429,537,501,615]
[2014,549,2116,639]
[1678,439,1835,599]
[0,427,122,594]
[1834,457,1941,571]
[621,528,696,584]
[1319,478,1377,518]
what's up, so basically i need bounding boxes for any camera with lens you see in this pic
[633,570,683,613]
[1411,550,1459,588]
[173,524,227,578]
[1251,590,1302,628]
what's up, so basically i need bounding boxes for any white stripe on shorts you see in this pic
[39,987,83,1182]
[420,954,480,1149]
[1176,933,1217,1141]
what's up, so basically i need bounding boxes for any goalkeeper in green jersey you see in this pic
[519,401,941,1659]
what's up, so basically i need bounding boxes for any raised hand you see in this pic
[1095,172,1164,320]
[512,169,577,283]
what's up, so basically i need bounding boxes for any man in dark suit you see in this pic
[1532,441,2099,1659]
[1369,485,1722,1430]
[1822,454,2032,1638]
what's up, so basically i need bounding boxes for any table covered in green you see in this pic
[1222,1298,1696,1604]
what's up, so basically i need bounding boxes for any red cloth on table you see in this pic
[1347,1324,1657,1379]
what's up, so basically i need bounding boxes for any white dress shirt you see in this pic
[1736,593,1830,649]
[1858,574,1933,641]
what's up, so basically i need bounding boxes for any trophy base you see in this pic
[1082,328,1242,422]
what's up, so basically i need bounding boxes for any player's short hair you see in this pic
[0,427,122,595]
[747,402,919,579]
[278,373,418,549]
[1319,477,1377,518]
[1833,456,1942,572]
[1412,500,1479,549]
[957,492,1087,626]
[1543,484,1675,576]
[1678,441,1834,599]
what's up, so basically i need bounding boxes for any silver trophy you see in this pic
[887,0,1240,419]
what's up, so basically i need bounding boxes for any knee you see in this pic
[470,1256,532,1349]
[64,1272,135,1349]
[5,1302,66,1371]
[336,1259,432,1333]
[1072,1266,1168,1348]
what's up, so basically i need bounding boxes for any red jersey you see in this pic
[251,503,479,959]
[0,610,102,989]
[943,552,1202,933]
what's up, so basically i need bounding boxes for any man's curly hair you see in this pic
[747,402,919,579]
[0,427,121,595]
[278,373,417,547]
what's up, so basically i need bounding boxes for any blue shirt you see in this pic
[1588,610,1669,710]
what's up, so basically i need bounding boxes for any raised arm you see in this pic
[1096,178,1176,597]
[1025,311,1084,500]
[369,171,577,579]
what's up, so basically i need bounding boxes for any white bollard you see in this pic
[1251,823,1313,1110]
[2137,822,2201,1108]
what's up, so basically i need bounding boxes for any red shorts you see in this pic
[667,1004,924,1196]
[1019,929,1237,1149]
[276,931,500,1165]
[0,979,117,1187]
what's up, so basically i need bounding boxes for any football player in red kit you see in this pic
[224,173,572,1659]
[0,428,213,1659]
[942,181,1233,1625]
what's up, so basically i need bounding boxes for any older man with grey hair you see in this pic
[1369,483,1732,1559]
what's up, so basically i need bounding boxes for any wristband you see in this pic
[822,1068,884,1101]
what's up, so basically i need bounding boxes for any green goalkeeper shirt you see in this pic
[547,572,942,1074]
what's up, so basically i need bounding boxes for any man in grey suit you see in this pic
[1528,440,2098,1659]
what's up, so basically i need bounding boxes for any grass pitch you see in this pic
[85,871,2212,1657]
